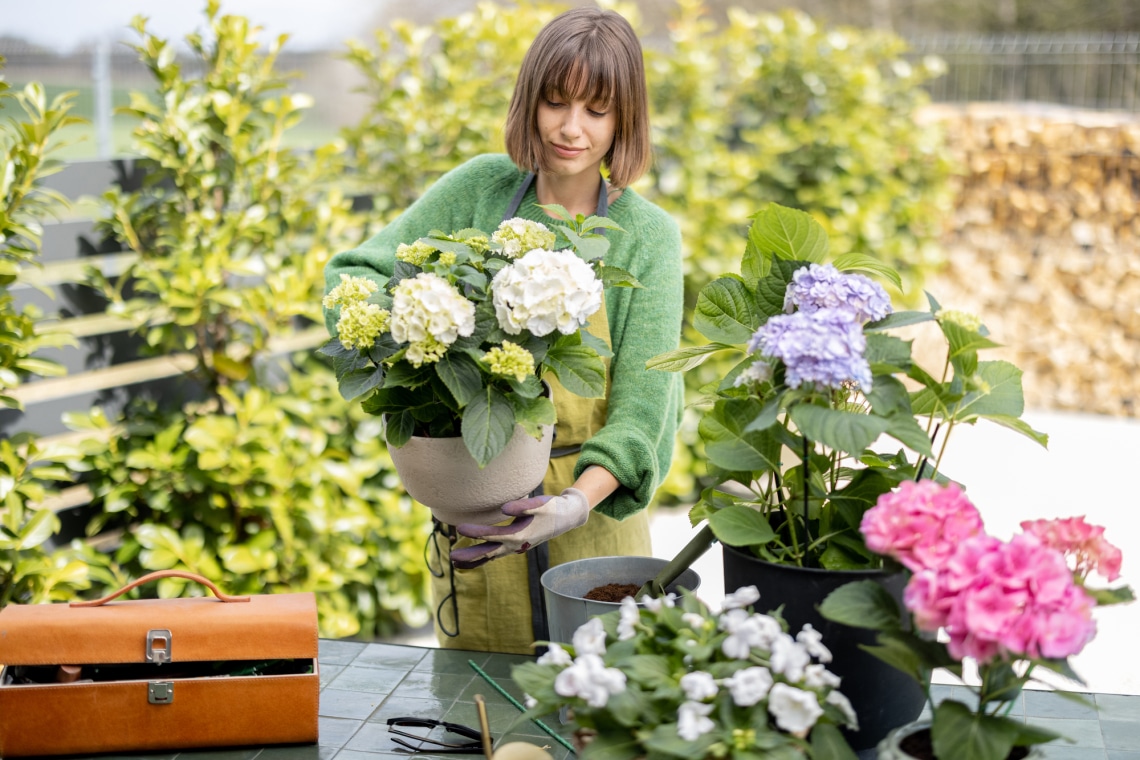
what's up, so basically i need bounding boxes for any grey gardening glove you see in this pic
[451,488,591,569]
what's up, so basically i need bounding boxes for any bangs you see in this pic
[541,44,617,107]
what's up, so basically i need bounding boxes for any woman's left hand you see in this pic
[451,488,591,569]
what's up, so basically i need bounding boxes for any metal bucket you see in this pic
[540,556,701,644]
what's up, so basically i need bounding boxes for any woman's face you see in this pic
[536,89,616,182]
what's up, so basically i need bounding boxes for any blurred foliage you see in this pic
[0,68,103,607]
[343,0,956,502]
[63,1,431,637]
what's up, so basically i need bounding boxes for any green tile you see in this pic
[1102,719,1140,751]
[326,751,399,760]
[321,688,387,720]
[255,744,330,760]
[1040,747,1109,759]
[1026,690,1099,720]
[479,653,535,679]
[415,649,488,675]
[319,641,368,665]
[1027,718,1105,749]
[318,717,364,749]
[354,643,428,670]
[320,664,346,688]
[177,750,261,760]
[1107,752,1140,760]
[390,669,475,701]
[328,666,410,695]
[364,695,453,724]
[1097,694,1140,722]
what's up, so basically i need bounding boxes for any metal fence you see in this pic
[906,33,1140,112]
[2,32,1138,159]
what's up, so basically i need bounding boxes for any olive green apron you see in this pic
[427,174,651,654]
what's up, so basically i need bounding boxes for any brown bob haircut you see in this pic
[504,7,650,189]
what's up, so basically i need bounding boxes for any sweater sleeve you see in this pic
[575,201,685,520]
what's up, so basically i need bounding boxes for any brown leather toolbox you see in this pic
[0,570,319,757]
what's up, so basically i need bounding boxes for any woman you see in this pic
[323,7,683,654]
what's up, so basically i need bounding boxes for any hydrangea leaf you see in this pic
[543,344,606,398]
[748,203,829,263]
[789,404,890,456]
[461,388,515,468]
[699,398,782,473]
[931,701,1021,760]
[435,352,483,408]
[693,277,763,345]
[708,504,776,546]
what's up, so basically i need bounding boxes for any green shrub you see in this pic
[0,72,101,607]
[69,2,430,637]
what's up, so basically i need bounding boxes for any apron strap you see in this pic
[504,171,608,651]
[502,171,609,227]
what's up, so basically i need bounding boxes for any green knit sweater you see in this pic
[324,154,684,519]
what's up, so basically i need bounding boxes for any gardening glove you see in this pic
[451,488,591,569]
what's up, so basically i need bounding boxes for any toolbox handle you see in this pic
[69,570,251,607]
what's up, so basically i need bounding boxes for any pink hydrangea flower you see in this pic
[904,533,1097,664]
[860,481,985,572]
[1021,516,1123,582]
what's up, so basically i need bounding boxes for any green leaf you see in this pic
[699,398,782,473]
[1085,585,1136,606]
[953,360,1026,421]
[832,252,902,290]
[866,333,913,373]
[646,343,735,372]
[599,264,643,288]
[708,504,776,547]
[741,234,771,287]
[981,414,1049,448]
[748,203,829,262]
[641,723,719,760]
[338,366,384,400]
[941,319,1001,358]
[866,310,935,332]
[789,404,890,456]
[543,343,606,398]
[461,388,516,468]
[509,394,556,438]
[384,410,416,448]
[818,579,903,631]
[931,701,1022,760]
[435,352,483,408]
[693,277,763,345]
[17,508,58,550]
[809,723,858,760]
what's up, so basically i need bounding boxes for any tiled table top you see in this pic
[53,640,1140,760]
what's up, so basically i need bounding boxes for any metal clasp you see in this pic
[146,629,172,664]
[148,681,174,704]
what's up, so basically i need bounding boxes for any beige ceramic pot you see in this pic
[387,423,554,526]
[877,720,1047,759]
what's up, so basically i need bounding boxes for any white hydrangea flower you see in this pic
[572,617,608,656]
[680,671,718,701]
[389,272,475,364]
[770,634,811,683]
[491,248,602,336]
[767,683,824,735]
[826,690,859,729]
[640,593,676,613]
[492,218,557,259]
[537,642,573,666]
[722,586,761,610]
[725,666,773,707]
[803,664,841,689]
[796,624,832,663]
[677,700,716,741]
[553,654,626,708]
[524,693,538,709]
[617,597,640,641]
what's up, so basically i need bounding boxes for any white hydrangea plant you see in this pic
[321,207,640,468]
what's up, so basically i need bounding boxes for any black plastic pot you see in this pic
[722,544,925,751]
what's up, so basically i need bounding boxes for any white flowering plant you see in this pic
[511,587,859,760]
[649,204,1047,568]
[320,207,641,467]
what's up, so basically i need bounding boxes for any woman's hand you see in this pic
[451,488,591,569]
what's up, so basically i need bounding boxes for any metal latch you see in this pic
[148,681,174,705]
[146,629,172,664]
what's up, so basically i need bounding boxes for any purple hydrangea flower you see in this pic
[749,308,872,392]
[784,264,892,324]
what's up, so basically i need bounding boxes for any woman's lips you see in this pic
[552,143,584,158]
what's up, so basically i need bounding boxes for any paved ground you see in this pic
[651,408,1140,698]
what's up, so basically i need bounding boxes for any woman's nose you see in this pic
[560,107,584,137]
